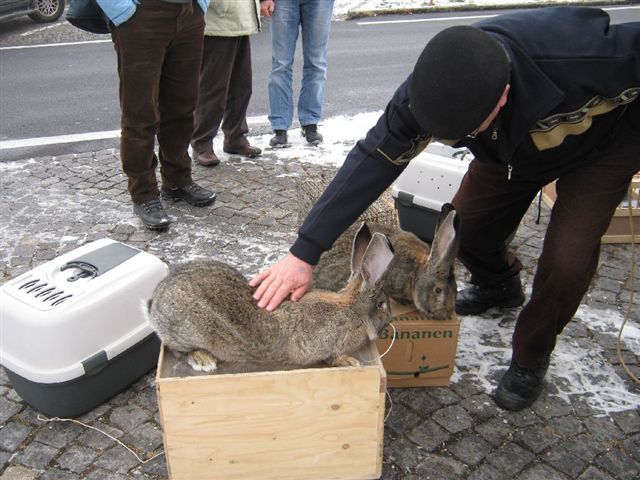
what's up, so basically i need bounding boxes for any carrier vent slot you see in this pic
[18,278,73,307]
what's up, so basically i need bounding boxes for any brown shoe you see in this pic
[194,150,220,167]
[223,144,262,158]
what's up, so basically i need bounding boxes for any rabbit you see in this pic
[313,203,461,320]
[146,229,395,373]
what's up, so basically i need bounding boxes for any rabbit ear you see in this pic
[428,205,460,274]
[350,222,373,276]
[361,232,394,287]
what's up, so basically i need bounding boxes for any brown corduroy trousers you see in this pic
[191,35,253,155]
[111,1,204,204]
[452,107,640,369]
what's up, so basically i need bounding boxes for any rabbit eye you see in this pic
[434,287,443,295]
[377,301,387,310]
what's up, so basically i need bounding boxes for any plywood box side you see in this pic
[156,344,385,480]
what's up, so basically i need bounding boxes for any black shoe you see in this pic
[133,197,171,230]
[494,357,549,411]
[161,182,217,207]
[455,275,525,315]
[301,124,323,145]
[269,129,289,148]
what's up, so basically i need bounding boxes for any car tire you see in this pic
[28,0,65,23]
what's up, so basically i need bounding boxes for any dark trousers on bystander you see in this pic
[191,35,253,155]
[111,0,204,204]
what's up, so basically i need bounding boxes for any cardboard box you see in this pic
[376,303,460,388]
[156,342,386,480]
[542,174,640,244]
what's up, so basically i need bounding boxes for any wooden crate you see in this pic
[541,174,640,244]
[156,342,386,480]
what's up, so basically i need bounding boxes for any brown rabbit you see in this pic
[146,230,394,372]
[313,203,460,320]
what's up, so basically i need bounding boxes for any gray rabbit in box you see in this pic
[313,203,460,320]
[147,230,394,372]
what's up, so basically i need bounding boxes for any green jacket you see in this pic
[205,0,261,37]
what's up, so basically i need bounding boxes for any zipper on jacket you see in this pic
[507,164,513,180]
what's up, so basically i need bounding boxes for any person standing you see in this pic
[97,0,217,230]
[260,0,334,148]
[191,0,263,167]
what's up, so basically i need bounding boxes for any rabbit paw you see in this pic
[331,355,361,367]
[187,350,218,372]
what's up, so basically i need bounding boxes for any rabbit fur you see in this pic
[147,230,395,373]
[313,203,461,320]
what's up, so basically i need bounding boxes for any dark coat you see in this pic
[292,7,640,265]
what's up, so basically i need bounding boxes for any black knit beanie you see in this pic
[409,25,510,139]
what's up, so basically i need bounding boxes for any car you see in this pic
[0,0,65,24]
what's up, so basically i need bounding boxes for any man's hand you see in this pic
[260,0,275,17]
[249,253,313,311]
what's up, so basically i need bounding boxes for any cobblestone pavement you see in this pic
[0,147,639,480]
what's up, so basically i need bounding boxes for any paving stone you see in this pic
[34,422,82,449]
[93,445,141,475]
[460,393,501,420]
[12,441,58,469]
[475,417,514,447]
[385,436,425,473]
[138,453,168,478]
[446,433,494,466]
[467,463,509,480]
[109,405,153,431]
[120,422,163,454]
[398,389,442,416]
[532,394,574,419]
[0,465,40,480]
[611,409,640,434]
[83,469,130,480]
[0,422,30,451]
[384,402,423,436]
[623,433,640,462]
[0,397,23,424]
[547,415,584,437]
[486,441,535,476]
[594,448,640,480]
[433,405,474,434]
[543,442,590,478]
[406,419,451,452]
[518,462,569,480]
[55,445,98,473]
[414,452,468,479]
[583,416,625,443]
[0,450,11,471]
[577,466,617,480]
[514,423,560,453]
[39,468,83,480]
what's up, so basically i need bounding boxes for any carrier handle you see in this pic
[60,261,99,281]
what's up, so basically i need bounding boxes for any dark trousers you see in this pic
[111,1,204,204]
[191,35,253,155]
[452,109,640,368]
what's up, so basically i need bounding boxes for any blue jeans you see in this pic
[268,0,334,130]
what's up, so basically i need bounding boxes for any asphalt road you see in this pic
[0,5,638,162]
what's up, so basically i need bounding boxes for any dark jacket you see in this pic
[292,7,640,265]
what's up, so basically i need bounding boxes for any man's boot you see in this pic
[455,274,525,315]
[494,356,550,411]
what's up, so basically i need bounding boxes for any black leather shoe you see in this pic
[133,197,171,230]
[269,129,289,148]
[455,275,525,315]
[161,182,217,207]
[494,357,549,411]
[301,124,323,145]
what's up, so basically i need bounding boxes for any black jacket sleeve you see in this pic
[290,76,431,265]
